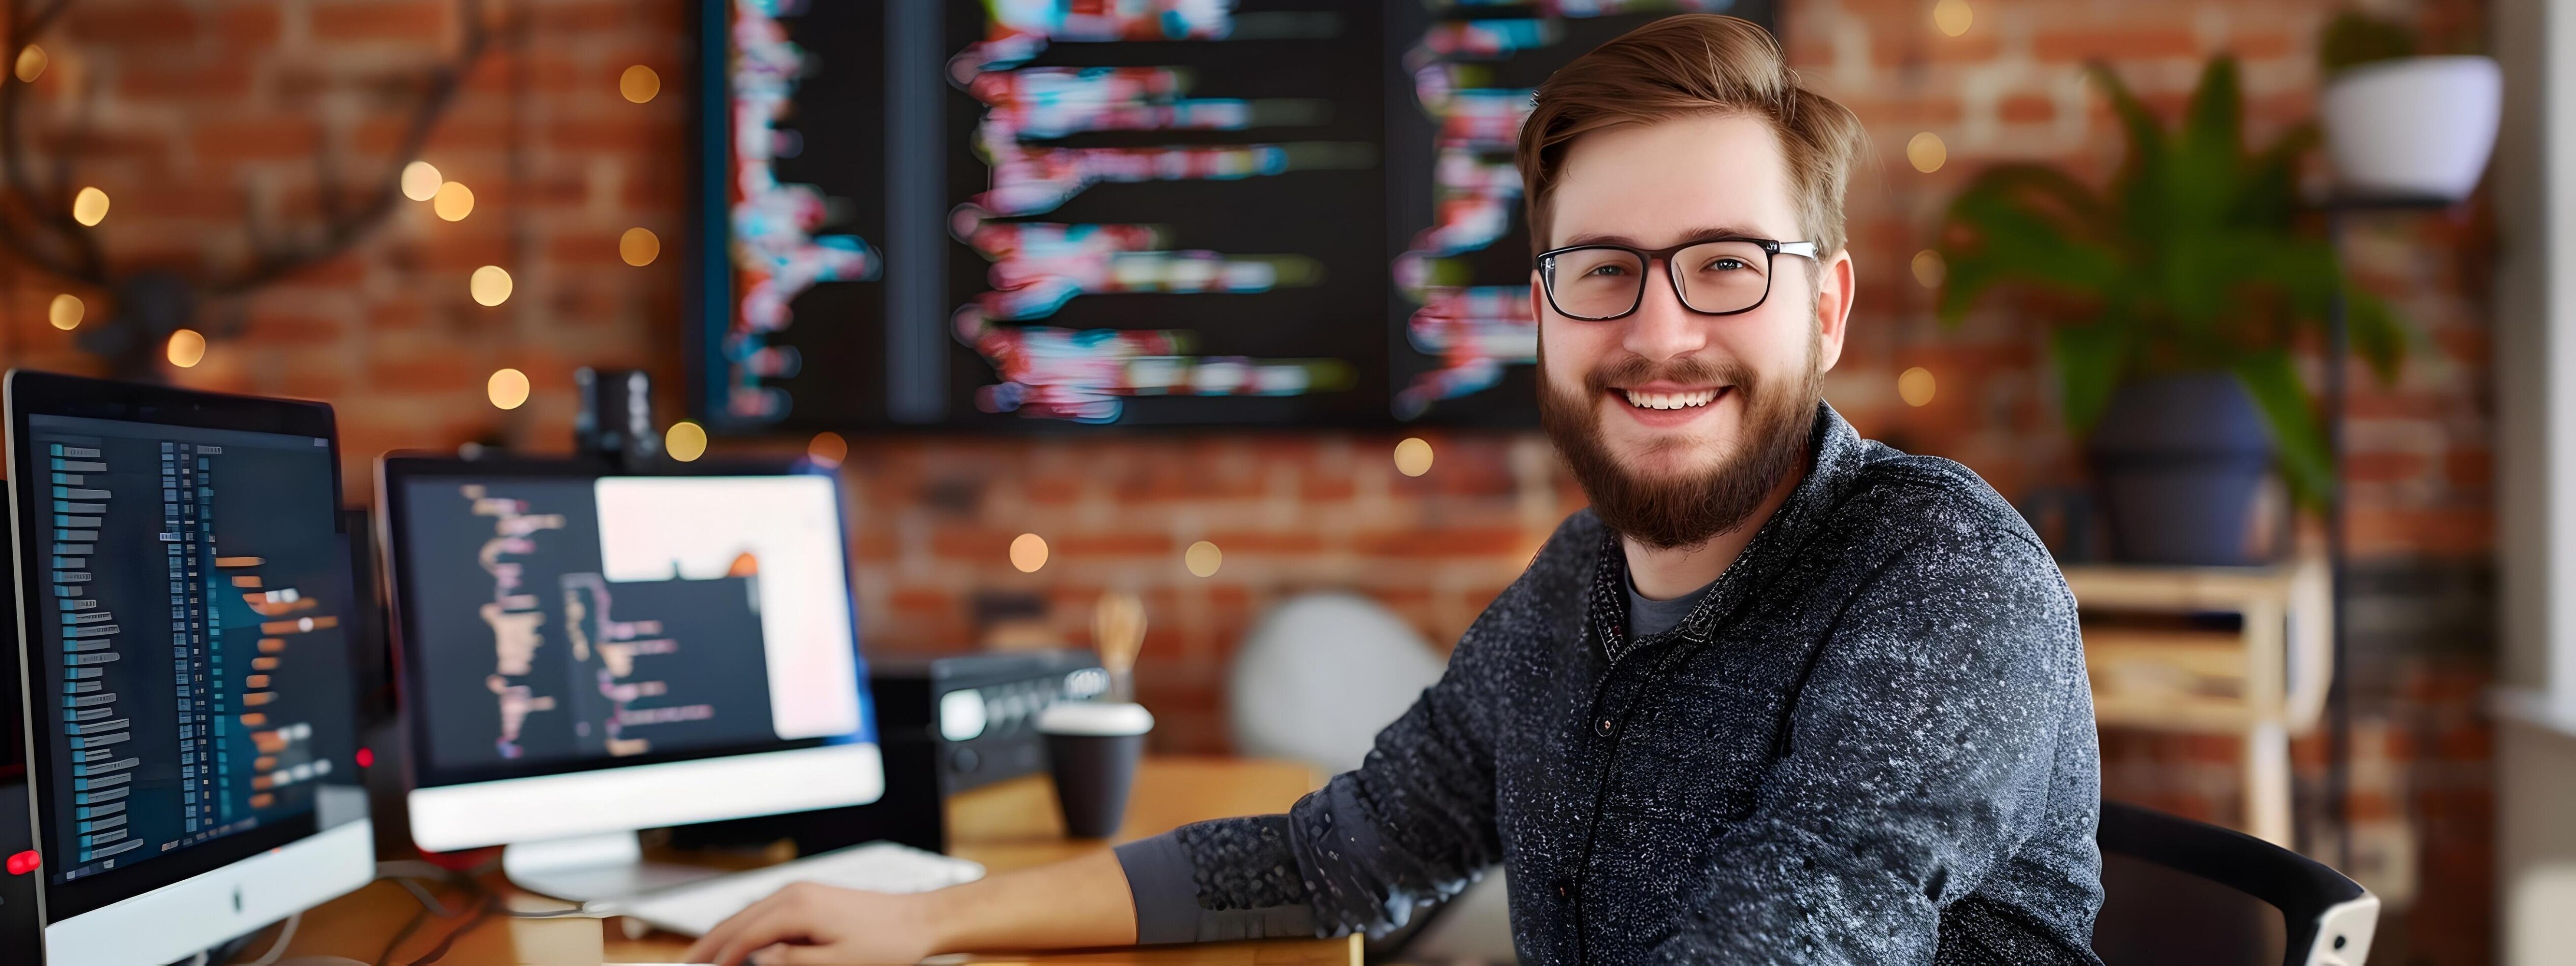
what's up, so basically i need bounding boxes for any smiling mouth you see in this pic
[1617,387,1727,410]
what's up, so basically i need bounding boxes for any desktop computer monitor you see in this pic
[4,369,374,963]
[376,456,879,900]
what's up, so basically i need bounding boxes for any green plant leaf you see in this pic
[2053,321,2131,432]
[2232,351,2334,509]
[2345,287,2410,383]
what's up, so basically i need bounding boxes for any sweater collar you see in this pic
[1587,401,1868,663]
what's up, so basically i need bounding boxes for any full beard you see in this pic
[1538,343,1822,551]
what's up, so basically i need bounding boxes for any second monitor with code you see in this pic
[376,457,881,901]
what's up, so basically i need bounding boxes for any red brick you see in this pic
[310,1,449,41]
[215,2,284,46]
[240,314,344,347]
[1998,95,2055,126]
[2035,27,2200,63]
[122,61,256,100]
[192,118,321,163]
[365,357,483,394]
[1052,533,1174,558]
[1352,527,1528,558]
[67,2,202,44]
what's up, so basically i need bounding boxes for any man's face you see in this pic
[1533,113,1855,548]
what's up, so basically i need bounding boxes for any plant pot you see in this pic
[2321,55,2502,201]
[2084,373,2274,566]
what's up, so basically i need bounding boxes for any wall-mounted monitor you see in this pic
[690,0,1777,431]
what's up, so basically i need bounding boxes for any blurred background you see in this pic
[0,0,2562,962]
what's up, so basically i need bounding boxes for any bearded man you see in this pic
[692,14,2103,965]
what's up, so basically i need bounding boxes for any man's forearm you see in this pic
[924,849,1139,952]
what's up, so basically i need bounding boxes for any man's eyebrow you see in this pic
[1557,225,1785,247]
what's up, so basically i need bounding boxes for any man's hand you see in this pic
[684,882,943,965]
[682,850,1138,964]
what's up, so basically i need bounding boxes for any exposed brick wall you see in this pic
[0,0,2495,961]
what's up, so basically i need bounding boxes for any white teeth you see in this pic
[1621,388,1720,410]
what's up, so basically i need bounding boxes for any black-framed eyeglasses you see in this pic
[1535,237,1821,320]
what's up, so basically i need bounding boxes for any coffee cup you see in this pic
[1036,701,1153,839]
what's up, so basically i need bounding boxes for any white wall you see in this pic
[2492,0,2576,960]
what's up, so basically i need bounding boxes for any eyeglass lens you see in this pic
[1547,240,1775,319]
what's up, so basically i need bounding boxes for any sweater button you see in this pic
[1595,717,1614,737]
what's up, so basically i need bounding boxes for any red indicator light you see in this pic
[7,850,37,876]
[356,747,375,769]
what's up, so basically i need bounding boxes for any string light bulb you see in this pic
[1911,250,1947,289]
[1185,540,1223,578]
[46,293,81,330]
[166,329,206,368]
[665,420,708,462]
[432,181,474,221]
[620,65,661,104]
[1906,133,1947,174]
[1899,367,1938,407]
[400,161,442,202]
[620,227,660,266]
[487,368,530,410]
[13,45,45,83]
[469,265,512,306]
[1393,437,1434,477]
[1934,0,1973,37]
[1009,533,1048,573]
[71,186,108,227]
[807,431,849,468]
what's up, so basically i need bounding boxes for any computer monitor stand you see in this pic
[501,831,731,904]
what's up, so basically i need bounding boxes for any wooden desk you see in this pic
[247,757,1359,965]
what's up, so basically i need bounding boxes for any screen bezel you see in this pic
[4,368,345,923]
[376,453,876,792]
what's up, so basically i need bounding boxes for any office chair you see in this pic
[2094,800,2380,966]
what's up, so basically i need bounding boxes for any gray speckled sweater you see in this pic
[1115,404,2104,964]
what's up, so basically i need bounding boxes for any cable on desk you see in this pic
[245,911,303,966]
[404,893,502,965]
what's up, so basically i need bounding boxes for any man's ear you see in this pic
[1815,249,1855,373]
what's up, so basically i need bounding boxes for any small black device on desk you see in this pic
[671,649,1105,855]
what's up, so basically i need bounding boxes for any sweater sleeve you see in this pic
[1659,529,2099,964]
[1112,637,1508,942]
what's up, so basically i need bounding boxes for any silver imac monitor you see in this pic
[375,456,880,901]
[4,370,374,963]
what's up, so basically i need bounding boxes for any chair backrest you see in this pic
[2094,801,2380,966]
[1228,592,1447,775]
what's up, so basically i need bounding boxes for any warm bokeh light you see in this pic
[1933,0,1973,37]
[1185,540,1223,578]
[400,161,442,202]
[469,265,512,306]
[1899,367,1938,407]
[46,293,81,330]
[1906,132,1947,174]
[70,186,108,226]
[14,45,45,83]
[807,431,849,468]
[620,227,661,266]
[166,329,206,368]
[1393,437,1434,477]
[432,181,474,221]
[665,420,708,462]
[487,368,530,410]
[1911,249,1947,289]
[620,64,661,104]
[1009,533,1049,573]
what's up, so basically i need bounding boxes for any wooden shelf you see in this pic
[2061,556,2333,846]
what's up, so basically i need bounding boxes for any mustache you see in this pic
[1582,354,1758,396]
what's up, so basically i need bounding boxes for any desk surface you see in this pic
[252,757,1358,965]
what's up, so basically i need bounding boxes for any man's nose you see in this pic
[1620,259,1708,363]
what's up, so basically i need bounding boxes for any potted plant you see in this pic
[2317,11,2500,202]
[1937,56,2408,566]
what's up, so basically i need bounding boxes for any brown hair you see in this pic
[1516,14,1868,257]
